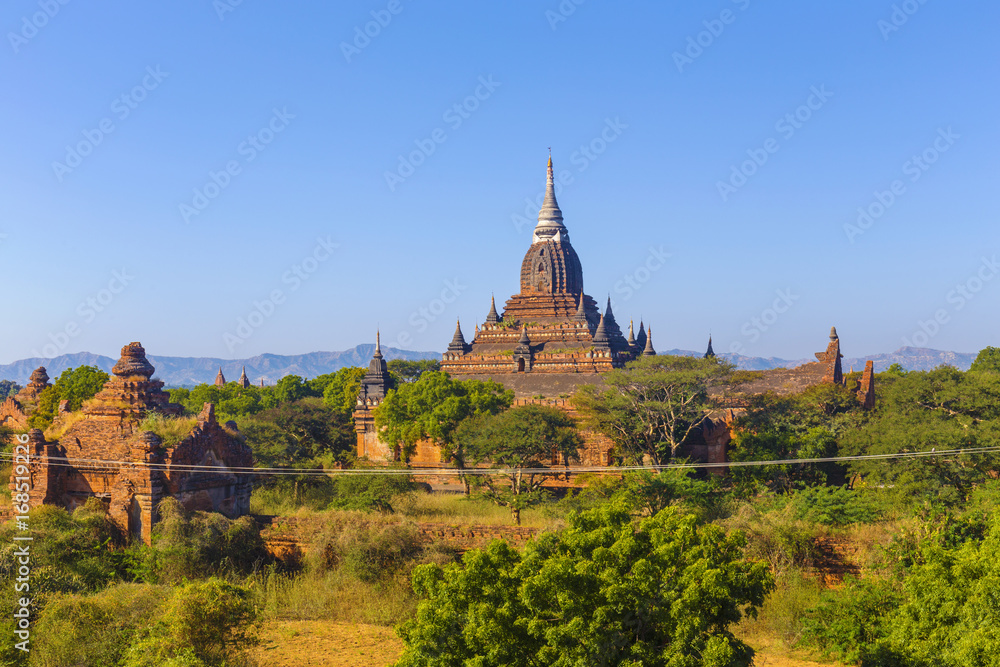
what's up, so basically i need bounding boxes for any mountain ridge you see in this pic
[0,345,440,387]
[0,345,978,387]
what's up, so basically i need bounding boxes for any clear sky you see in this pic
[2,0,997,365]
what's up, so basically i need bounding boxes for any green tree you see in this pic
[457,404,582,524]
[387,359,441,383]
[840,366,1000,505]
[28,365,110,429]
[274,374,309,404]
[242,397,353,469]
[0,379,22,400]
[395,503,773,666]
[321,366,368,417]
[883,362,908,378]
[969,345,1000,374]
[573,355,739,465]
[374,371,513,463]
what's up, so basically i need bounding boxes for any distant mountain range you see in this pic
[0,345,440,387]
[0,345,977,387]
[669,346,977,373]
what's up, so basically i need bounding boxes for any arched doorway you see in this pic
[517,358,525,373]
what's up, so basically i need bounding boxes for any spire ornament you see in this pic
[592,314,611,350]
[486,294,501,324]
[448,319,470,354]
[642,327,656,357]
[533,153,569,244]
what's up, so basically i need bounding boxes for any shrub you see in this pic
[29,583,165,667]
[309,514,424,583]
[803,576,903,664]
[790,485,884,527]
[124,578,260,667]
[150,499,270,582]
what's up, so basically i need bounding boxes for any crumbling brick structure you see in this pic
[0,397,28,430]
[8,343,252,543]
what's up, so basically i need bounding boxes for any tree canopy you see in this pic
[969,346,1000,375]
[29,365,110,430]
[387,359,440,383]
[839,365,1000,504]
[373,371,513,462]
[573,355,739,465]
[395,503,773,667]
[456,404,582,524]
[0,379,22,401]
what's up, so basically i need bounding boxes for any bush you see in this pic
[308,514,424,583]
[29,583,165,667]
[0,501,128,600]
[790,485,884,527]
[124,578,260,667]
[803,576,903,664]
[149,499,270,583]
[723,498,822,576]
[328,471,417,513]
[28,579,259,667]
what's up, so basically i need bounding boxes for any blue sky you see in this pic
[2,0,997,365]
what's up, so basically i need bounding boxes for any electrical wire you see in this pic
[2,446,998,477]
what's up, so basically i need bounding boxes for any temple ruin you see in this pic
[8,342,252,543]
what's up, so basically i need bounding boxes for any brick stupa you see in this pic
[11,342,252,544]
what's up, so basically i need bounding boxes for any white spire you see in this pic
[533,152,570,244]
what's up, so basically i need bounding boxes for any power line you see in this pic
[2,446,999,477]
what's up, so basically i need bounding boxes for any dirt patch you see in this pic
[747,633,846,667]
[256,620,404,667]
[258,620,842,667]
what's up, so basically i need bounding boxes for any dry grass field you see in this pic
[255,620,846,667]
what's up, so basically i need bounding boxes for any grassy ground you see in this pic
[393,490,566,529]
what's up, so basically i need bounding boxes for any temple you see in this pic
[7,343,252,543]
[238,366,250,389]
[739,327,850,396]
[0,367,51,430]
[441,156,637,395]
